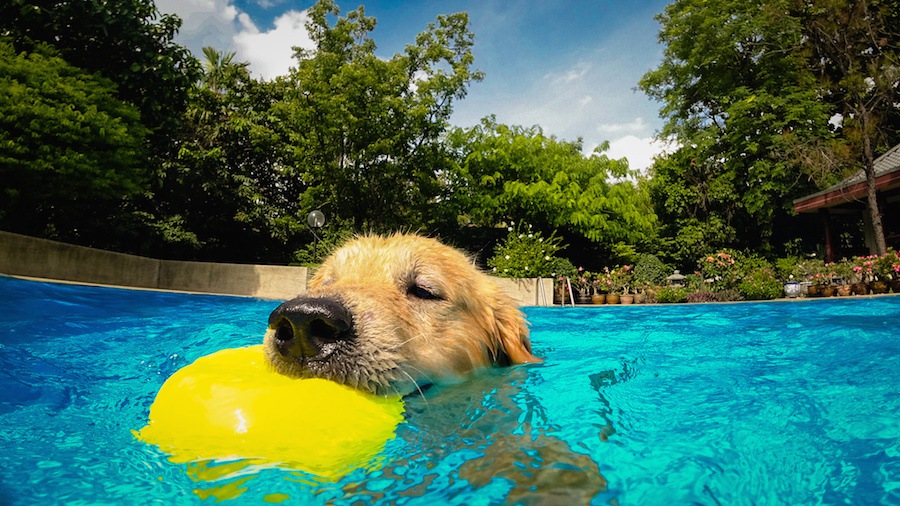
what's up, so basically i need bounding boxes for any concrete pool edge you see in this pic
[0,230,554,305]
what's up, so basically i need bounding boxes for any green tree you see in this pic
[794,0,900,254]
[0,41,148,239]
[278,0,483,232]
[0,0,200,139]
[640,0,839,264]
[139,51,299,262]
[442,117,657,252]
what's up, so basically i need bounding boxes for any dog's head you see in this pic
[263,234,540,395]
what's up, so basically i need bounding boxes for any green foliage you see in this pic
[487,226,565,278]
[143,57,300,261]
[640,0,843,261]
[697,250,744,291]
[739,267,783,300]
[443,117,658,250]
[546,257,577,279]
[775,256,803,281]
[633,253,670,288]
[291,226,355,267]
[0,41,149,237]
[656,285,688,303]
[0,0,200,137]
[279,0,483,233]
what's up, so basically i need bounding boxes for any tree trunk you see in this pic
[860,104,887,255]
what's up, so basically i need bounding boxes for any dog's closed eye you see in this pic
[407,283,443,301]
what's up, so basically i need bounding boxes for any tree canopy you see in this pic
[0,41,148,240]
[277,0,484,233]
[639,0,899,266]
[442,117,657,252]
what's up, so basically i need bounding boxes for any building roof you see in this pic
[793,142,900,213]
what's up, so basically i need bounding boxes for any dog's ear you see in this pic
[493,303,543,365]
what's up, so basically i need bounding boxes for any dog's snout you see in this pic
[268,297,353,358]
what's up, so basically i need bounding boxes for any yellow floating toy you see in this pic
[135,345,404,479]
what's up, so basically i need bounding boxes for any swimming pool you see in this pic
[1,275,898,504]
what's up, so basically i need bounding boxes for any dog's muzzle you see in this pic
[267,297,354,361]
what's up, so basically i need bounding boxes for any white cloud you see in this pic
[156,0,314,80]
[545,61,591,85]
[156,0,241,54]
[234,10,315,79]
[596,135,675,173]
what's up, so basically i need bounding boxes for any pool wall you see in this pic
[0,230,309,300]
[0,230,552,304]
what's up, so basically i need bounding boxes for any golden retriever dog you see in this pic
[263,233,608,500]
[264,233,541,396]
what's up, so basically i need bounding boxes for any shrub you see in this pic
[697,249,743,290]
[488,226,565,278]
[739,267,783,300]
[686,291,718,303]
[775,256,802,281]
[713,289,744,302]
[291,227,354,267]
[633,253,670,288]
[546,256,577,279]
[656,285,687,303]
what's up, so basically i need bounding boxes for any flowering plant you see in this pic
[590,267,613,293]
[570,267,592,291]
[698,250,742,290]
[488,224,565,278]
[851,254,878,283]
[607,264,633,294]
[873,250,900,281]
[809,262,839,285]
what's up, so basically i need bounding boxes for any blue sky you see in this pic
[155,0,673,170]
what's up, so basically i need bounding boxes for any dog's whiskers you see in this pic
[397,368,429,406]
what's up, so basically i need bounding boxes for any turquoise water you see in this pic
[1,276,899,504]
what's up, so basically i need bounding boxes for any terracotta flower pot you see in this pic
[836,285,852,296]
[851,282,868,295]
[575,289,593,305]
[633,293,646,304]
[891,279,900,294]
[620,295,634,305]
[870,280,889,295]
[821,285,836,297]
[807,284,823,297]
[606,293,620,304]
[591,293,607,304]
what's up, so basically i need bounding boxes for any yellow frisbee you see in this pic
[135,345,404,478]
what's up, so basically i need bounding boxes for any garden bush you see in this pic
[739,267,783,300]
[686,291,718,303]
[697,249,744,290]
[633,253,670,288]
[656,285,687,303]
[488,226,565,278]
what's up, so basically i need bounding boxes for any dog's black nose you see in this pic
[268,297,353,358]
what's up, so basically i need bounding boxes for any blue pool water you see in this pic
[1,275,899,505]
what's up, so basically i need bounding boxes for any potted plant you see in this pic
[590,269,609,304]
[831,260,854,296]
[852,254,878,294]
[873,250,900,293]
[571,268,593,304]
[547,257,577,304]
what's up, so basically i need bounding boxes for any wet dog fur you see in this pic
[264,233,541,396]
